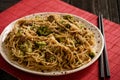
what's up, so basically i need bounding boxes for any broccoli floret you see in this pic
[88,52,95,58]
[35,41,46,49]
[36,26,51,36]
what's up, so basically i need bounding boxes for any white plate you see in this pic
[0,12,104,76]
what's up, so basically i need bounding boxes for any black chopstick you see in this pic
[98,14,110,79]
[99,14,111,77]
[98,14,105,79]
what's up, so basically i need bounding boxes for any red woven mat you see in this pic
[0,0,120,80]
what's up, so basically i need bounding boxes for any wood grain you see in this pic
[117,0,120,23]
[107,0,120,23]
[63,0,120,24]
[0,0,119,24]
[0,0,119,23]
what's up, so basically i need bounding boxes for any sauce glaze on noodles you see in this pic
[3,14,95,72]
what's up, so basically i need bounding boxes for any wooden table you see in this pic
[63,0,120,24]
[0,0,120,80]
[0,0,120,24]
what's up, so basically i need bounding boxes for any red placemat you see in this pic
[0,0,120,80]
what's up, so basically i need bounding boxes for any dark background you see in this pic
[0,0,120,80]
[63,0,120,24]
[0,0,120,24]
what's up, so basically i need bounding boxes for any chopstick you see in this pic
[98,14,105,79]
[98,14,110,79]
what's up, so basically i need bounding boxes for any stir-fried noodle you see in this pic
[3,14,95,72]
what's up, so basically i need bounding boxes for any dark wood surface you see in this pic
[63,0,120,24]
[0,0,120,80]
[0,0,120,24]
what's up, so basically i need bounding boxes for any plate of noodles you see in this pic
[0,12,104,76]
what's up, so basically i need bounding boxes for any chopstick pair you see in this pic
[98,14,110,79]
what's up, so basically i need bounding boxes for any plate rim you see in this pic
[0,12,104,76]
